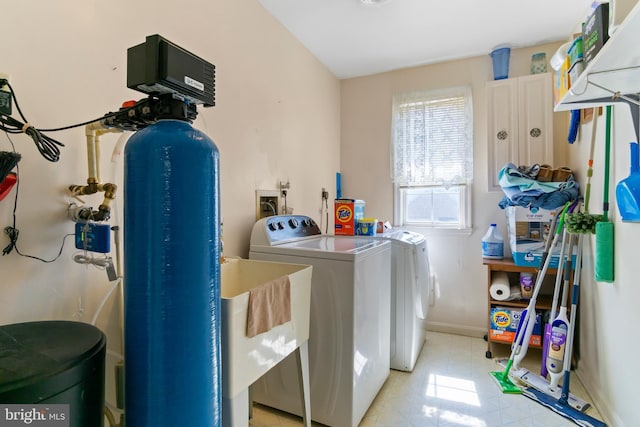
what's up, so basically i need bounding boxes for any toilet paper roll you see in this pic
[490,272,522,301]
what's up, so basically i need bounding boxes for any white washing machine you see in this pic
[379,229,432,372]
[249,215,391,427]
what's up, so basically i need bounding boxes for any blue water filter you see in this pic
[124,119,221,426]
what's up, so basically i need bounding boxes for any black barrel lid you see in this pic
[0,320,106,402]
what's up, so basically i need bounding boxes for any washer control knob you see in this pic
[288,218,299,229]
[268,222,277,232]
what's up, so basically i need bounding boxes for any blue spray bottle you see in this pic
[616,142,640,222]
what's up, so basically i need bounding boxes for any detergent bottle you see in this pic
[482,224,504,259]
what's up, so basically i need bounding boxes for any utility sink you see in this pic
[221,258,312,427]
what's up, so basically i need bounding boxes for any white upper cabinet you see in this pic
[487,73,554,190]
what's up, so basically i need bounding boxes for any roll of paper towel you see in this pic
[490,271,521,301]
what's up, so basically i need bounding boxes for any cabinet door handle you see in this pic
[497,130,508,140]
[530,127,541,138]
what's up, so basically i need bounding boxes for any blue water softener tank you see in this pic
[0,321,106,427]
[124,119,221,426]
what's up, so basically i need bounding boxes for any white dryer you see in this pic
[249,215,391,427]
[381,229,432,372]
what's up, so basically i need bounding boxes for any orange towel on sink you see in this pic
[246,275,291,338]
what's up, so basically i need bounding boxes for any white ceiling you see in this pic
[257,0,593,79]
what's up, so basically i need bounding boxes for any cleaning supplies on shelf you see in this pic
[615,142,640,222]
[482,224,504,259]
[519,273,534,298]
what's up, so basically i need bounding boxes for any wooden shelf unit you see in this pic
[483,258,569,359]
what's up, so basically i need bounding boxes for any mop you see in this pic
[509,221,591,412]
[522,233,607,427]
[507,221,591,412]
[594,105,614,282]
[540,203,574,378]
[547,232,575,391]
[490,204,566,394]
[510,203,572,373]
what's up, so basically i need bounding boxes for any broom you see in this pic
[595,106,614,282]
[565,110,601,234]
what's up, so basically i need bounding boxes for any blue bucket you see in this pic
[490,47,510,80]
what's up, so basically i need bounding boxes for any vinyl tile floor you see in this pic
[248,331,605,427]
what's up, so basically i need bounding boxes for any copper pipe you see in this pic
[69,182,117,221]
[69,123,122,222]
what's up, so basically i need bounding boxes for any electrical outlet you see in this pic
[321,187,329,201]
[279,180,290,197]
[256,190,279,220]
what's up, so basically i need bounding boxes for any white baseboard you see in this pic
[575,365,623,427]
[426,321,487,338]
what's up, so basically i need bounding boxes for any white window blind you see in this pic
[392,86,473,187]
[391,86,473,229]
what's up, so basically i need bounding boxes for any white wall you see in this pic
[565,104,640,427]
[341,42,570,336]
[0,0,340,415]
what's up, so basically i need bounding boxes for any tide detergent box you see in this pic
[334,199,365,235]
[490,307,542,346]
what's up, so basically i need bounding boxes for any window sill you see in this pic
[402,225,473,237]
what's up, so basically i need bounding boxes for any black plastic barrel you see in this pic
[0,320,106,427]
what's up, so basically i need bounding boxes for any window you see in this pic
[391,86,473,230]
